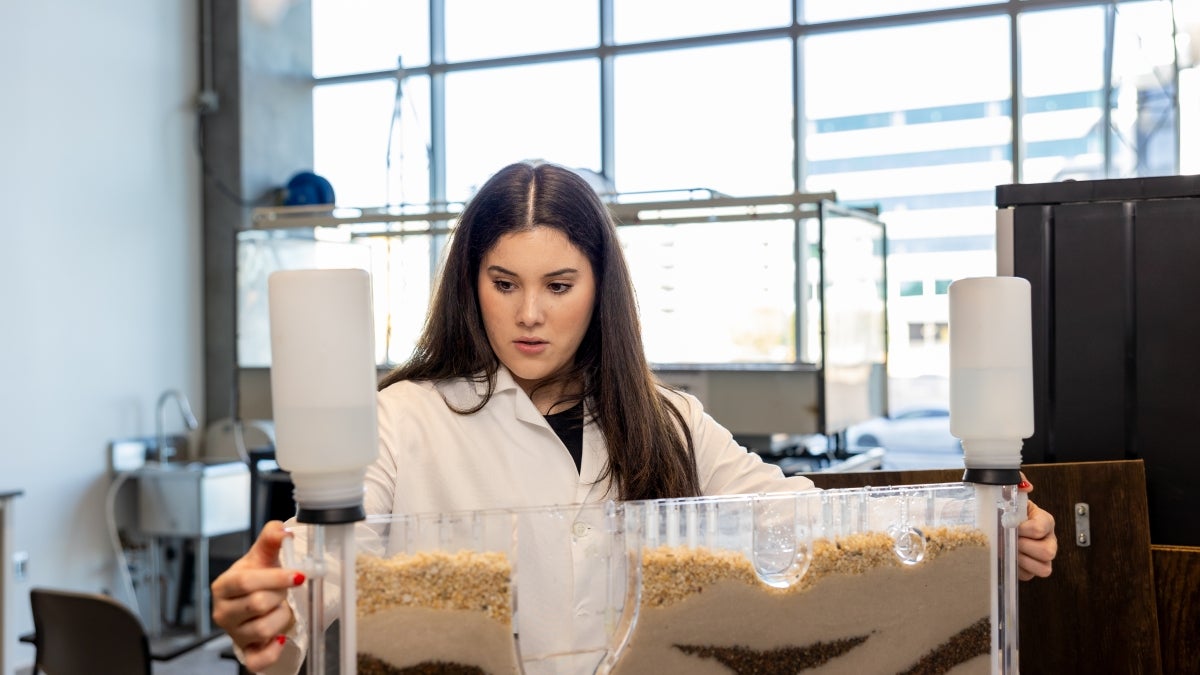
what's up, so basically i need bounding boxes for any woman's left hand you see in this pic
[1016,475,1058,581]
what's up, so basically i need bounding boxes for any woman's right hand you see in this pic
[211,520,306,672]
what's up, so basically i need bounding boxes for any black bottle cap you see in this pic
[296,503,366,524]
[962,467,1022,485]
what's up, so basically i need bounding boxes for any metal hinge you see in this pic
[1074,502,1092,547]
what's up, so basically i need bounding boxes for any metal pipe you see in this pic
[156,389,199,464]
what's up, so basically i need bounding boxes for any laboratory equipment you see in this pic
[298,481,1016,674]
[268,268,379,675]
[948,275,1035,674]
[285,502,626,674]
[352,509,520,673]
[948,276,1033,483]
[606,485,1000,674]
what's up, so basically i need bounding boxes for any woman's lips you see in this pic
[514,339,547,355]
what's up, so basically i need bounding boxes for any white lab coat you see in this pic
[259,366,814,674]
[368,365,812,514]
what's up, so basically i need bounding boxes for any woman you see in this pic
[213,162,1058,673]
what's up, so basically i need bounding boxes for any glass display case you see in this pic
[238,192,887,441]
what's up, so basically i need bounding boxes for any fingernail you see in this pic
[292,572,306,586]
[276,635,286,645]
[1018,479,1032,490]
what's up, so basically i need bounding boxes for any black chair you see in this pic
[29,587,152,675]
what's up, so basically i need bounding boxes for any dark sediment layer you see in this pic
[357,654,487,675]
[898,616,990,675]
[674,634,870,673]
[668,615,989,674]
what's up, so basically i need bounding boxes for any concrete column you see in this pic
[201,0,312,427]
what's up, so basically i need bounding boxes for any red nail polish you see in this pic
[1018,479,1032,490]
[293,572,306,586]
[276,635,286,645]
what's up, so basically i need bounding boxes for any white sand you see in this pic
[611,542,991,674]
[357,605,521,673]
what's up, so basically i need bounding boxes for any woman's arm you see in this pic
[663,387,815,495]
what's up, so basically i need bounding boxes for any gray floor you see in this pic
[153,634,241,674]
[16,636,239,675]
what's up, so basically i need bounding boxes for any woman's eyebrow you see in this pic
[485,264,579,278]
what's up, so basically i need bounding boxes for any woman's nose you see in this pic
[517,293,544,326]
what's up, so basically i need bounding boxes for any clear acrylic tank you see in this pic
[292,482,1020,674]
[603,483,1021,674]
[290,502,628,675]
[353,509,522,673]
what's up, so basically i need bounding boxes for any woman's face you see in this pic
[478,226,596,399]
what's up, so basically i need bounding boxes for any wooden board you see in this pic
[1152,545,1200,674]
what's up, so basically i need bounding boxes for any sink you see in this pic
[136,461,251,537]
[145,457,244,472]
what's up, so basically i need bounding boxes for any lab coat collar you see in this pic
[438,366,612,500]
[437,365,544,426]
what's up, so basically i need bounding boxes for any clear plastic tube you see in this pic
[306,523,356,674]
[339,523,356,675]
[307,524,326,675]
[104,472,142,618]
[976,483,1023,674]
[284,523,355,674]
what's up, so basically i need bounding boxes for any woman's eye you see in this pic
[548,282,572,294]
[493,279,515,292]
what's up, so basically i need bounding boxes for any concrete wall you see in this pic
[0,2,201,672]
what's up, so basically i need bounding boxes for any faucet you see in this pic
[156,389,199,464]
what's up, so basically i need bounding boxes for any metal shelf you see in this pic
[247,190,840,237]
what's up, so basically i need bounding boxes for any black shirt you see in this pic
[544,404,584,472]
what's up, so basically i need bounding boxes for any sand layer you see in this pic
[358,550,512,621]
[356,550,519,674]
[612,526,992,675]
[357,606,520,674]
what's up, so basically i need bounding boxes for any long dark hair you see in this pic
[378,161,701,500]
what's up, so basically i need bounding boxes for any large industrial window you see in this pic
[301,0,1187,416]
[444,61,601,202]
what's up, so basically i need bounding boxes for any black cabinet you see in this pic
[998,175,1200,546]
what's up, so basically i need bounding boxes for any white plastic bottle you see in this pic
[948,276,1034,473]
[268,268,379,520]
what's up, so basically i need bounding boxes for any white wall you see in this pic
[0,2,201,672]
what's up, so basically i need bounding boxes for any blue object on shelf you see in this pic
[283,171,335,206]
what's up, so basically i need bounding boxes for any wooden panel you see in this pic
[1152,545,1200,673]
[1016,461,1160,674]
[804,460,1162,675]
[805,468,961,490]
